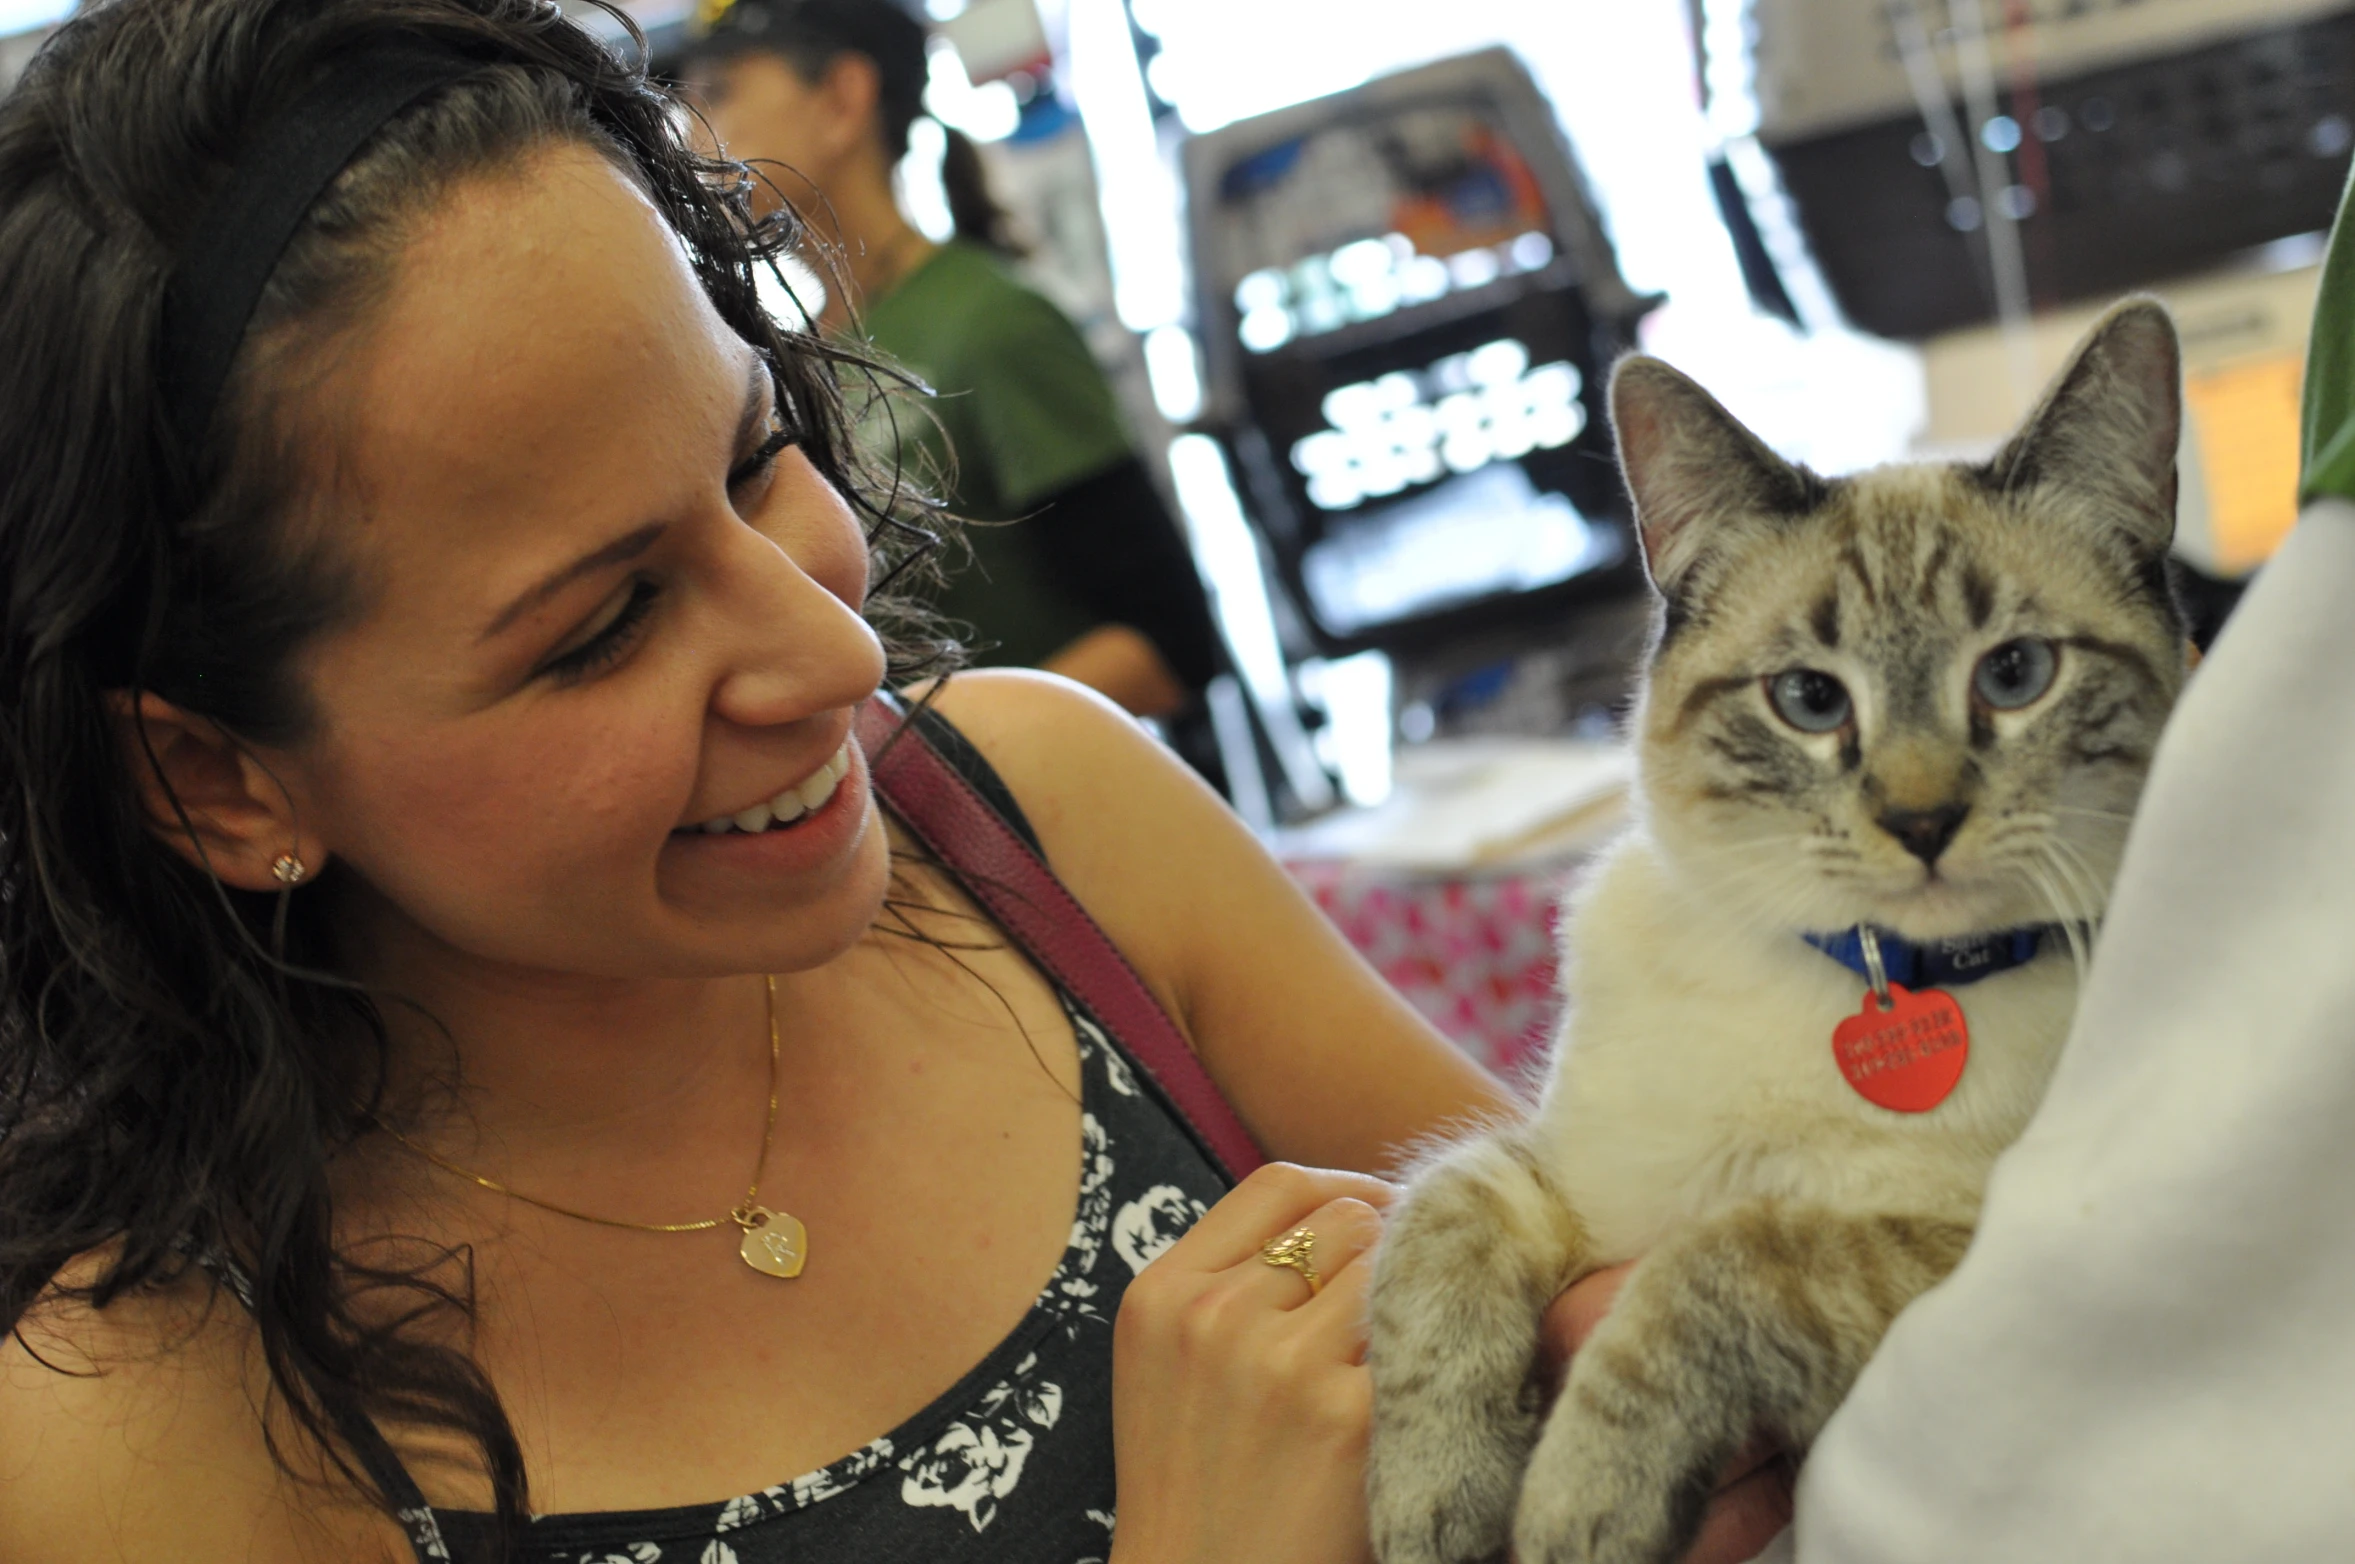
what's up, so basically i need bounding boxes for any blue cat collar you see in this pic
[1805,925,2046,989]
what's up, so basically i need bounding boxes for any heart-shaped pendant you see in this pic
[736,1204,809,1279]
[1831,982,1969,1113]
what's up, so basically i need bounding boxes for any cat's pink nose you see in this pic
[1878,804,1969,866]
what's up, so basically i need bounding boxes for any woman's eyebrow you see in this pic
[480,521,666,641]
[731,349,772,450]
[478,357,767,643]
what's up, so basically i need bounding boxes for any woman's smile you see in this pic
[664,730,874,883]
[684,734,854,835]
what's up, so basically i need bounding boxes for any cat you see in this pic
[1364,298,2188,1564]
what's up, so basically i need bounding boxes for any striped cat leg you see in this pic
[1512,1199,1973,1564]
[1368,1127,1589,1564]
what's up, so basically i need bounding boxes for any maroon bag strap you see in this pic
[856,698,1265,1183]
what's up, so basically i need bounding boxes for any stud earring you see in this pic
[270,853,307,887]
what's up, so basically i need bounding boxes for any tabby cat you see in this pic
[1364,300,2187,1564]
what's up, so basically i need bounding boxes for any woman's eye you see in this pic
[1973,637,2058,709]
[729,424,796,495]
[536,578,662,685]
[1767,668,1852,733]
[729,367,803,499]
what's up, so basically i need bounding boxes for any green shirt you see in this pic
[861,240,1136,669]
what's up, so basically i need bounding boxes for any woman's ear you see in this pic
[817,51,885,162]
[110,691,320,892]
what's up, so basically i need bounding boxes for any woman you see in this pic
[681,0,1223,723]
[0,1,1500,1558]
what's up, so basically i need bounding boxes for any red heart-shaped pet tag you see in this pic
[1831,982,1969,1113]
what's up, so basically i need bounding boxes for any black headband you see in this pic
[160,33,481,455]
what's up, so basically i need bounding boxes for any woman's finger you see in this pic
[1164,1162,1395,1274]
[1535,1260,1634,1398]
[1711,1434,1782,1495]
[1242,1195,1384,1309]
[1296,1238,1379,1362]
[1681,1453,1796,1564]
[1523,1258,1794,1564]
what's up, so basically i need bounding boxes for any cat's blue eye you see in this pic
[1973,637,2057,709]
[1767,668,1851,733]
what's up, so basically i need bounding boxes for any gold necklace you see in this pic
[377,974,807,1279]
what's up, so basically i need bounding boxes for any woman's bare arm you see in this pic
[924,669,1515,1174]
[0,1279,416,1563]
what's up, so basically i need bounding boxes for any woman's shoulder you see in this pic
[0,1264,411,1563]
[905,673,1510,1173]
[909,671,1235,1002]
[916,668,1206,863]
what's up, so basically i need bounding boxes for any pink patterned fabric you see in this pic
[1284,859,1584,1083]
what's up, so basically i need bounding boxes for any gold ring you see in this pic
[1260,1226,1321,1295]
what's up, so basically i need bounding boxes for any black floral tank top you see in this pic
[361,724,1235,1563]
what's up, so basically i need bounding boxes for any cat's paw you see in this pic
[1509,1396,1704,1564]
[1366,1398,1532,1564]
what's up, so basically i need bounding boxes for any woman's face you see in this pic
[273,142,892,987]
[690,51,863,220]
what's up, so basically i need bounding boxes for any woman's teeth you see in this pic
[694,743,852,835]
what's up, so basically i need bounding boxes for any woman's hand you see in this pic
[1539,1264,1796,1564]
[1109,1162,1393,1564]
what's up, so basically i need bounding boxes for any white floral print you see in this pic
[1051,1110,1116,1323]
[896,1351,1066,1532]
[789,1438,894,1510]
[395,1509,452,1560]
[898,1420,1034,1532]
[713,1438,896,1531]
[1077,1011,1139,1097]
[1112,1184,1208,1274]
[1075,1507,1118,1564]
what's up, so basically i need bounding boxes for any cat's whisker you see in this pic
[2033,836,2111,932]
[1684,851,1854,932]
[2047,804,2138,823]
[2040,847,2101,928]
[2006,860,2090,980]
[1675,851,1786,887]
[2000,858,2059,923]
[1692,861,1817,923]
[2025,843,2100,928]
[2004,847,2079,923]
[2044,829,2119,890]
[2021,850,2097,978]
[1675,842,1834,905]
[1693,834,1823,863]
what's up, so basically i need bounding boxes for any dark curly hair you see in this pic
[0,0,952,1546]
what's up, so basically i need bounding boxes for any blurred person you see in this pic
[682,0,1222,722]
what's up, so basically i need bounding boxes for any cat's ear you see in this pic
[1982,298,2180,552]
[1611,355,1819,596]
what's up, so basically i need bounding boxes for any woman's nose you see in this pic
[706,512,887,729]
